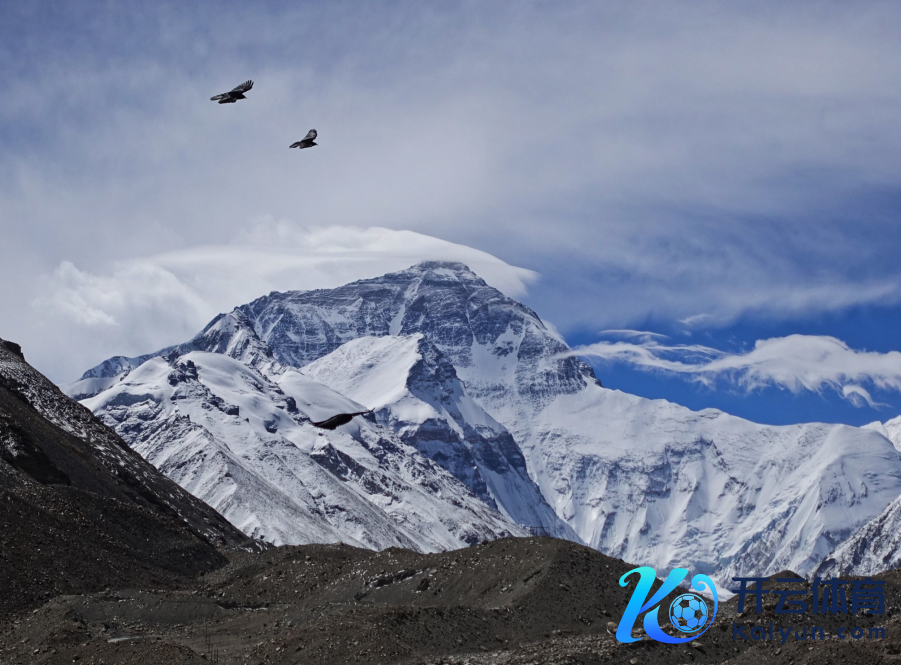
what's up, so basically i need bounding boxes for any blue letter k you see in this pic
[615,567,719,645]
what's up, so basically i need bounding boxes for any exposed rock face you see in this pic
[232,261,600,412]
[0,340,23,358]
[1,337,251,548]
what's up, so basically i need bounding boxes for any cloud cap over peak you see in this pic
[29,223,537,382]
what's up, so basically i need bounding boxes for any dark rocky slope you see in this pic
[0,338,253,618]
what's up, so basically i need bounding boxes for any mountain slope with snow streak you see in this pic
[82,349,522,550]
[815,492,901,578]
[1,338,251,550]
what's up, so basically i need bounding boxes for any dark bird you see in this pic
[311,411,370,430]
[290,129,318,149]
[210,80,254,104]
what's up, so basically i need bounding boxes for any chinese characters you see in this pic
[729,577,885,615]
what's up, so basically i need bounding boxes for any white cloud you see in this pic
[568,334,901,407]
[842,385,884,409]
[598,329,670,340]
[28,223,536,381]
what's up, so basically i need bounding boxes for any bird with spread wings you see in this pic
[311,411,370,430]
[290,129,318,149]
[210,80,254,104]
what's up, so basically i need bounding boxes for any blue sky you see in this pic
[2,2,901,426]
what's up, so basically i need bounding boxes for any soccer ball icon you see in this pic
[669,593,709,633]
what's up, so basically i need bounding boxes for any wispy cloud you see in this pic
[568,334,901,407]
[597,329,670,340]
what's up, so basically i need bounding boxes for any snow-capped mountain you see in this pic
[69,261,901,583]
[524,389,901,581]
[80,348,522,550]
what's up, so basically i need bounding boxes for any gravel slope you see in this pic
[0,338,254,618]
[1,537,899,664]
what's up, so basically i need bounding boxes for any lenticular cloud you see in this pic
[30,222,537,382]
[568,334,901,405]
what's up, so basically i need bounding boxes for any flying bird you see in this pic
[311,411,370,430]
[210,80,254,104]
[290,129,318,149]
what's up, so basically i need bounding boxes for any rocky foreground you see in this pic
[1,536,901,664]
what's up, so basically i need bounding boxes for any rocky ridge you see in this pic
[0,337,253,618]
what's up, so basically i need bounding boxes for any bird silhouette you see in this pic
[311,411,370,430]
[290,129,318,149]
[210,80,254,104]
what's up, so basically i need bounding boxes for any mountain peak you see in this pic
[379,261,488,288]
[222,260,600,399]
[1,339,23,359]
[409,260,479,276]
